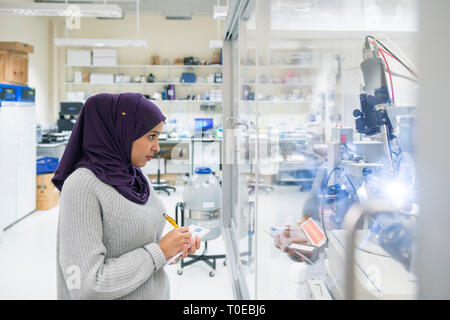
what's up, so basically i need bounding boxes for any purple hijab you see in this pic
[52,92,166,204]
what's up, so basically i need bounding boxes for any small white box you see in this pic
[66,91,85,101]
[92,56,118,66]
[67,49,91,66]
[74,71,82,83]
[90,73,114,84]
[92,48,117,57]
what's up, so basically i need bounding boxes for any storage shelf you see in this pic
[240,65,319,69]
[240,100,313,104]
[65,82,222,86]
[241,83,314,87]
[66,64,223,69]
[156,100,222,103]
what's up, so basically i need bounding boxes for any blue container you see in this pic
[37,156,59,174]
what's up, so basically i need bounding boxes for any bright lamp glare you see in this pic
[384,181,408,207]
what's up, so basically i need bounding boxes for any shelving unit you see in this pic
[62,50,224,104]
[239,100,313,104]
[65,82,222,86]
[65,64,223,69]
[240,65,319,69]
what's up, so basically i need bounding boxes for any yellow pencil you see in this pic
[163,213,179,228]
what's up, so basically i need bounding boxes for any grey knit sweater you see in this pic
[56,167,169,300]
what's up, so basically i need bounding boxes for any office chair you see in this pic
[151,148,176,195]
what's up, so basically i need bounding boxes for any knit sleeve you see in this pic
[57,172,166,300]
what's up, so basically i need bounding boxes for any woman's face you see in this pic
[131,121,164,168]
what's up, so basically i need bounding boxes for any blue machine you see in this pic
[180,72,197,83]
[0,83,36,106]
[195,118,213,132]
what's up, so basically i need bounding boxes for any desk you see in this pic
[37,142,68,160]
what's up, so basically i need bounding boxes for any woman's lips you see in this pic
[146,156,152,161]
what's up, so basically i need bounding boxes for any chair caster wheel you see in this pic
[177,269,183,275]
[223,260,227,266]
[209,271,215,277]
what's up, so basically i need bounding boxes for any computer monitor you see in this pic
[194,118,213,138]
[195,118,213,131]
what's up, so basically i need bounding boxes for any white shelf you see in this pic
[62,100,222,104]
[65,82,222,86]
[240,100,313,104]
[156,100,222,103]
[241,83,314,87]
[240,65,318,70]
[66,64,223,69]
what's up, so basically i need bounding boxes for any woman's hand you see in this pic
[158,226,192,260]
[184,235,200,257]
[172,235,201,264]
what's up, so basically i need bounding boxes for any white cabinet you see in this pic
[0,103,36,229]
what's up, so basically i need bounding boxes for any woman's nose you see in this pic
[153,142,160,153]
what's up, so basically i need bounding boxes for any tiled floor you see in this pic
[0,185,233,300]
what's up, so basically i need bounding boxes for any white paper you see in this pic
[288,243,315,253]
[164,225,210,267]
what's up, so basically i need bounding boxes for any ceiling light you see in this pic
[164,14,192,20]
[0,2,122,18]
[54,38,148,48]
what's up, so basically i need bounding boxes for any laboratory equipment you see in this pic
[57,102,83,132]
[175,167,225,276]
[194,118,214,139]
[276,130,323,191]
[322,36,419,299]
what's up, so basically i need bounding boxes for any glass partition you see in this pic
[226,0,420,299]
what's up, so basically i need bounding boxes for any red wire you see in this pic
[368,39,417,77]
[378,48,395,103]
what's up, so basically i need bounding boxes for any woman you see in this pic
[52,92,200,300]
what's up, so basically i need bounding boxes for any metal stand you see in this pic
[152,149,176,195]
[175,202,226,277]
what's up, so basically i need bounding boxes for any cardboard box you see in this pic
[90,72,114,84]
[82,71,90,83]
[0,42,34,54]
[92,48,117,57]
[92,56,117,66]
[36,173,59,211]
[0,42,33,85]
[150,55,160,65]
[67,49,91,66]
[0,50,29,85]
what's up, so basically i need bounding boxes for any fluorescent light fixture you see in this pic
[165,14,192,20]
[213,5,227,20]
[54,38,148,48]
[209,40,223,49]
[0,2,122,18]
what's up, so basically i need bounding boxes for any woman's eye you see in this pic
[149,135,156,140]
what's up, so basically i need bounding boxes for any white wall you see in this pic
[55,14,224,127]
[417,0,450,299]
